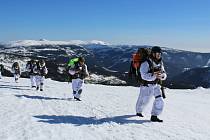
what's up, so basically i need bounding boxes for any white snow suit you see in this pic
[136,59,167,116]
[33,65,48,91]
[26,62,37,87]
[12,65,21,83]
[69,63,89,99]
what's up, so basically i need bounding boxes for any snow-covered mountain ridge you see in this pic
[1,39,210,88]
[2,39,109,47]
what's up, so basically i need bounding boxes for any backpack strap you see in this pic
[145,59,153,74]
[146,59,163,75]
[139,59,160,86]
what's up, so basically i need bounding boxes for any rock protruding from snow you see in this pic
[86,74,126,85]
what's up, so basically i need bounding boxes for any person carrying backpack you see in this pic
[33,60,48,91]
[68,57,89,101]
[12,62,21,83]
[135,46,167,122]
[129,47,151,82]
[0,64,4,79]
[26,60,37,88]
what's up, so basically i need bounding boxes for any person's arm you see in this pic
[33,66,39,74]
[140,61,156,81]
[26,64,30,72]
[68,66,80,75]
[83,64,89,77]
[160,63,167,80]
[44,67,48,75]
[18,67,21,75]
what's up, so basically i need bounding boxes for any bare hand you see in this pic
[154,71,162,79]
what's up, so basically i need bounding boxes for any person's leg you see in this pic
[151,85,164,122]
[35,75,40,90]
[30,75,36,87]
[136,86,152,116]
[14,74,19,82]
[75,79,84,99]
[40,76,45,91]
[72,79,77,97]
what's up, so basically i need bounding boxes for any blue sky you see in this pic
[0,0,210,52]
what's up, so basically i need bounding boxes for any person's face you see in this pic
[152,52,161,60]
[79,61,84,65]
[40,63,44,67]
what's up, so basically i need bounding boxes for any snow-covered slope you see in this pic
[0,77,210,140]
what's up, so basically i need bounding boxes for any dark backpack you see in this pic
[128,48,151,82]
[12,62,20,75]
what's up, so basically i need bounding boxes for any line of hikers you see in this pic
[25,59,48,91]
[0,59,48,91]
[0,57,89,99]
[0,46,167,122]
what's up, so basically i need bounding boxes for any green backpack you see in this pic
[67,58,79,69]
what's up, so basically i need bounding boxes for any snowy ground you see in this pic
[0,77,210,140]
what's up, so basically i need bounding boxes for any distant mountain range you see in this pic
[1,39,210,89]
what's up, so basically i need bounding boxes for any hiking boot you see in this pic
[74,97,81,101]
[36,86,39,90]
[40,89,43,91]
[32,86,36,88]
[136,113,144,117]
[15,78,18,83]
[150,115,163,122]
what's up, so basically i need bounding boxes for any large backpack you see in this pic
[66,58,79,82]
[67,58,79,69]
[12,62,20,74]
[37,60,47,76]
[128,48,151,82]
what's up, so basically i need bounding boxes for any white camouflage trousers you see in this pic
[136,84,164,116]
[72,78,84,98]
[30,75,36,87]
[14,74,20,82]
[35,76,45,90]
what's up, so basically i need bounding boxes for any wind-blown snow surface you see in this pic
[0,77,210,140]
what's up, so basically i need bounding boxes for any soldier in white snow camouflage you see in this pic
[68,57,89,101]
[136,46,167,122]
